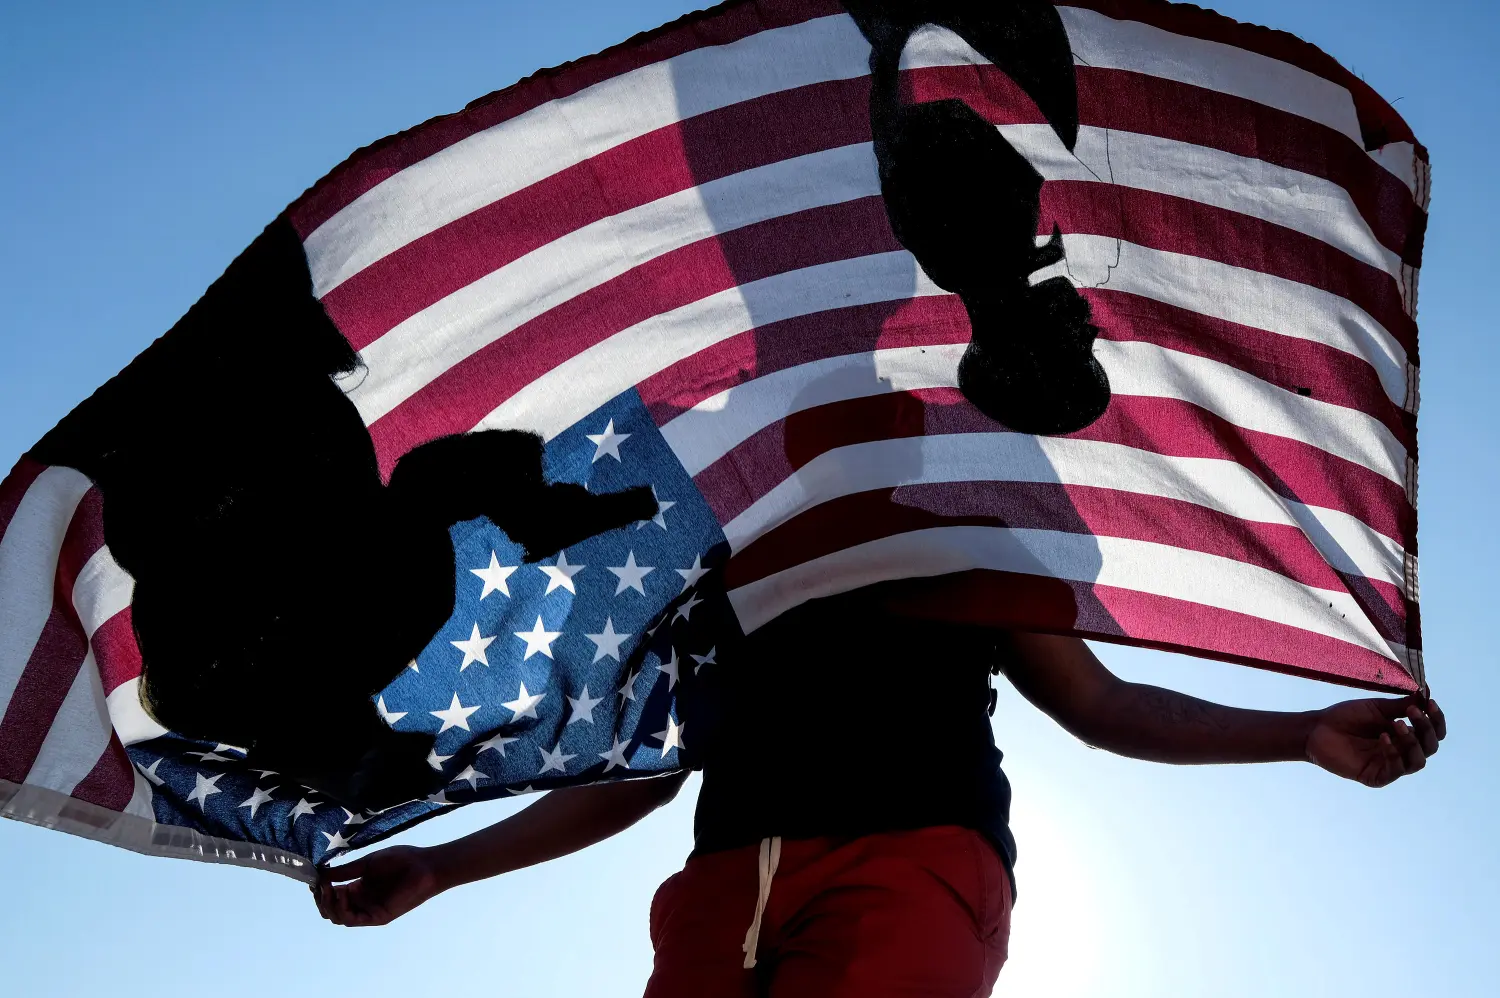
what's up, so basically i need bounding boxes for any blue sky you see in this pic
[1,2,1495,994]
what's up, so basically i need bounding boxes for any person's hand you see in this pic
[1306,696,1446,788]
[312,845,445,926]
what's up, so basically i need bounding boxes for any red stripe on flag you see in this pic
[888,567,1415,692]
[1075,67,1424,268]
[642,287,1409,449]
[288,0,847,237]
[367,196,902,476]
[695,389,1410,544]
[719,475,1407,642]
[320,78,874,350]
[1092,583,1416,692]
[1086,289,1413,451]
[92,608,142,697]
[1061,0,1419,153]
[0,490,106,783]
[1083,395,1412,544]
[640,295,972,425]
[1042,181,1416,357]
[0,456,47,543]
[324,60,1424,358]
[900,63,1422,265]
[0,611,87,783]
[69,735,137,812]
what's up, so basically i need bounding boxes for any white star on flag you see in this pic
[502,682,546,720]
[538,743,577,774]
[607,551,654,595]
[138,759,165,786]
[451,623,496,670]
[675,555,709,591]
[290,798,320,822]
[639,487,675,530]
[186,750,233,763]
[567,685,604,725]
[514,616,562,660]
[238,786,275,818]
[427,748,453,770]
[471,551,518,599]
[431,693,481,733]
[692,647,717,673]
[585,617,631,662]
[617,667,641,703]
[674,593,704,622]
[476,730,519,757]
[322,830,352,854]
[186,772,223,809]
[538,551,584,594]
[653,718,686,757]
[658,649,680,690]
[426,790,453,806]
[585,419,630,462]
[600,737,631,772]
[452,765,489,790]
[377,696,407,726]
[341,808,368,826]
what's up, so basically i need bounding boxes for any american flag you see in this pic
[1,0,1428,876]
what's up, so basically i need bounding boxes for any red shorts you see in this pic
[644,826,1013,998]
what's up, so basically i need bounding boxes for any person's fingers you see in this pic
[334,886,387,927]
[332,883,361,926]
[1367,732,1405,787]
[316,877,341,921]
[1427,699,1448,742]
[1370,696,1419,721]
[324,857,370,885]
[1407,705,1440,756]
[311,881,331,920]
[1391,719,1426,774]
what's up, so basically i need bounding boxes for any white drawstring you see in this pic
[741,835,782,969]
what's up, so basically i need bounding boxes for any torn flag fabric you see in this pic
[0,0,1428,878]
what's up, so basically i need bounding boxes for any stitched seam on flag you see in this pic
[0,778,314,882]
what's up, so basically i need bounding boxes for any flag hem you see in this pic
[0,779,316,883]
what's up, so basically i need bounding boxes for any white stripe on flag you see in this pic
[1003,123,1403,281]
[1044,234,1410,403]
[349,142,882,425]
[23,649,111,796]
[107,677,168,747]
[727,524,1403,660]
[121,764,155,820]
[1055,7,1364,146]
[475,252,946,440]
[1099,339,1408,485]
[664,343,967,477]
[0,467,92,721]
[719,431,1406,589]
[906,16,1421,198]
[21,547,135,795]
[72,545,133,636]
[305,13,869,296]
[663,332,1408,489]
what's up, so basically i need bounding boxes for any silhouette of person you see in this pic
[30,217,657,810]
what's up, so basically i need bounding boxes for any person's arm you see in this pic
[313,771,687,926]
[1002,632,1444,786]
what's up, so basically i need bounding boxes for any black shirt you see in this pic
[689,589,1017,879]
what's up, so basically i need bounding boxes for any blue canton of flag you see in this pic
[126,389,733,865]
